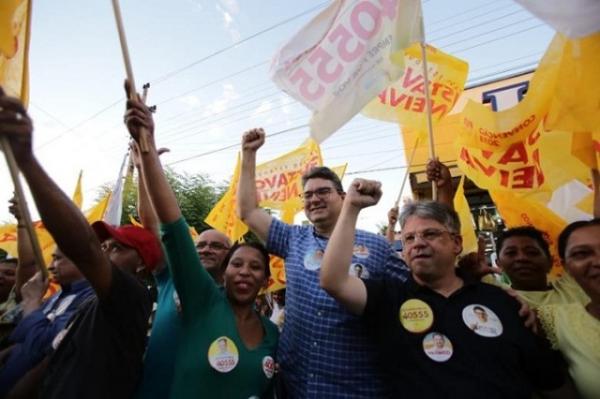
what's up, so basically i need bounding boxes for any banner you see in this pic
[362,44,468,131]
[454,33,600,195]
[271,0,423,142]
[0,0,30,104]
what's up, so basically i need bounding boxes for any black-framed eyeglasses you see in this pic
[196,241,229,251]
[401,228,455,246]
[300,187,340,201]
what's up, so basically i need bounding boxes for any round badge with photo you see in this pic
[207,336,239,373]
[303,248,324,271]
[348,263,370,279]
[462,304,503,338]
[262,356,275,379]
[422,332,453,362]
[399,299,434,333]
[352,244,370,259]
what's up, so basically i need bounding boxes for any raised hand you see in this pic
[124,80,154,144]
[8,195,22,222]
[241,128,265,152]
[388,206,399,227]
[0,87,34,165]
[426,157,451,188]
[346,178,382,209]
[21,271,48,303]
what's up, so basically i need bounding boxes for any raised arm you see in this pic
[320,178,382,315]
[8,197,37,301]
[237,128,273,242]
[0,88,112,298]
[124,82,180,225]
[130,142,169,237]
[386,206,398,244]
[426,158,454,208]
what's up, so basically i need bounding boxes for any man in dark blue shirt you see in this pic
[0,248,93,395]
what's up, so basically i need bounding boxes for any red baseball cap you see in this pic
[91,221,162,271]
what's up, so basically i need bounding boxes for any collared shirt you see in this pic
[0,279,94,395]
[267,219,409,398]
[362,274,565,398]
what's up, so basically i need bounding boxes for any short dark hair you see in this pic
[496,226,551,260]
[301,166,344,193]
[473,305,486,313]
[220,242,271,278]
[557,218,600,261]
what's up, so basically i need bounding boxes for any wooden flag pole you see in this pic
[111,0,150,152]
[0,138,48,279]
[395,136,420,208]
[418,3,437,200]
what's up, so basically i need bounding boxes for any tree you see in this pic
[98,168,227,232]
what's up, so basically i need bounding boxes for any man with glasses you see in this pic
[195,230,231,286]
[320,181,571,397]
[237,129,409,398]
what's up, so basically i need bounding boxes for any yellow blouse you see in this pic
[538,302,600,399]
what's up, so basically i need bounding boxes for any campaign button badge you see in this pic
[262,356,275,379]
[399,299,434,333]
[423,332,453,362]
[462,304,503,338]
[208,336,239,373]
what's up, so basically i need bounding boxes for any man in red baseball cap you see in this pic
[0,87,159,399]
[92,221,162,275]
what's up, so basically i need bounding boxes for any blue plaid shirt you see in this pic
[267,219,409,398]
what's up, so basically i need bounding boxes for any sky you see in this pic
[0,0,556,231]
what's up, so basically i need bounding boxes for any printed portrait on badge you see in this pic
[352,244,370,258]
[348,263,370,279]
[262,356,275,379]
[208,336,239,373]
[399,299,434,333]
[462,304,503,338]
[422,332,453,362]
[303,248,324,271]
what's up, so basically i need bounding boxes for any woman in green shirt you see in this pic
[123,85,278,398]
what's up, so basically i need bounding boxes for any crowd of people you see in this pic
[0,83,598,398]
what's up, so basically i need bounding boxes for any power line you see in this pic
[150,1,330,85]
[166,123,309,166]
[451,24,545,53]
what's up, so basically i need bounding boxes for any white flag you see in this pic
[103,151,129,226]
[271,0,423,142]
[515,0,600,38]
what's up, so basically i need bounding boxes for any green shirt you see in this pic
[162,218,278,398]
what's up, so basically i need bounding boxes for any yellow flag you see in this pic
[0,0,31,104]
[453,176,477,254]
[72,171,83,209]
[362,44,468,131]
[454,33,600,195]
[204,153,248,242]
